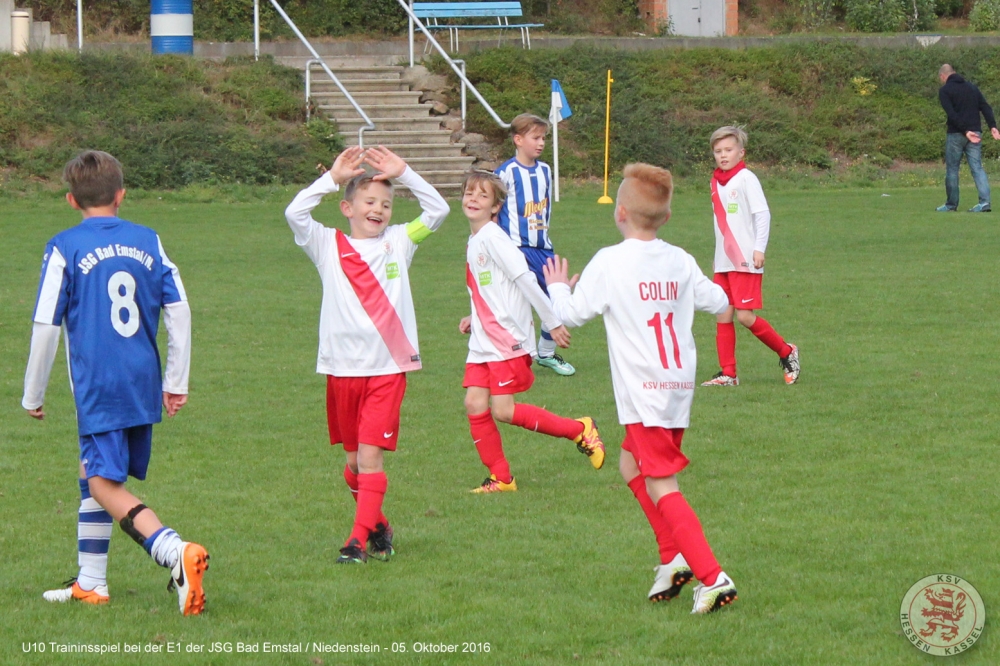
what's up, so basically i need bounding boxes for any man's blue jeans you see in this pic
[945,132,990,208]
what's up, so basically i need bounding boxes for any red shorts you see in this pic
[326,373,407,452]
[714,271,763,310]
[463,355,534,395]
[621,424,689,478]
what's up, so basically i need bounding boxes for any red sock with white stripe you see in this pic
[344,465,387,526]
[748,317,792,358]
[510,404,585,440]
[716,322,737,377]
[626,476,679,564]
[655,492,722,586]
[348,472,387,546]
[469,411,513,483]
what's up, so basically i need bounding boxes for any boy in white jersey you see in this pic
[285,146,449,563]
[495,113,575,376]
[544,163,738,614]
[700,126,800,387]
[23,151,208,615]
[459,172,605,493]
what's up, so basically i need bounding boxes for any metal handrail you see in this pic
[254,0,375,147]
[402,0,510,130]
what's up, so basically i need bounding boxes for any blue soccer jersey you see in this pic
[32,217,187,436]
[495,158,553,250]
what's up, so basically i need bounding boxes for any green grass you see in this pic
[2,179,999,665]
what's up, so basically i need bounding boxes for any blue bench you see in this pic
[411,1,543,51]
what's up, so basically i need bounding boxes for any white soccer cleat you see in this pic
[168,542,209,615]
[648,554,693,602]
[691,571,738,614]
[701,372,739,387]
[43,579,109,605]
[780,344,800,384]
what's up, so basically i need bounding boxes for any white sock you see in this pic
[538,336,557,358]
[77,479,112,590]
[149,528,183,569]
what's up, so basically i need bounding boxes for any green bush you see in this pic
[970,0,1000,30]
[843,0,936,32]
[442,43,1000,178]
[0,52,338,188]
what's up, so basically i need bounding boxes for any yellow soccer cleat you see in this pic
[574,417,605,470]
[470,474,518,494]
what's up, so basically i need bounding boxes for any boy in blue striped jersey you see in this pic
[495,113,575,376]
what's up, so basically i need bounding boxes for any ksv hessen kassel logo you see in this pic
[900,574,985,656]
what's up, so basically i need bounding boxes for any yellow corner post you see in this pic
[597,69,614,204]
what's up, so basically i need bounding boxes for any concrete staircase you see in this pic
[277,55,473,193]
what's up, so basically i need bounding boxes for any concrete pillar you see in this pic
[31,20,50,50]
[725,0,738,35]
[639,0,669,33]
[0,0,13,51]
[11,8,29,53]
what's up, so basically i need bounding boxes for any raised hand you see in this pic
[329,146,367,185]
[365,146,407,181]
[543,255,579,289]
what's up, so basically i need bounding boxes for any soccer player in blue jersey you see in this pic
[22,151,209,615]
[495,113,575,376]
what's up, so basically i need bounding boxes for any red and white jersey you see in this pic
[466,223,540,363]
[548,238,728,428]
[711,167,770,274]
[285,168,449,377]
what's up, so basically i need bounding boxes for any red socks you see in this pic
[655,492,722,587]
[510,404,585,441]
[344,465,387,526]
[348,471,387,546]
[749,317,792,358]
[626,476,679,564]
[469,411,512,483]
[716,322,737,377]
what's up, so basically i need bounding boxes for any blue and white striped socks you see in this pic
[77,479,112,591]
[144,527,183,570]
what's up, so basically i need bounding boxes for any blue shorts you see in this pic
[520,247,554,296]
[80,425,153,483]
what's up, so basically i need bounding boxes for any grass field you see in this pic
[2,179,999,665]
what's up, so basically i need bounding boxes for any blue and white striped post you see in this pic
[151,0,193,55]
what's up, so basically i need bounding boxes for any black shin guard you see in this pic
[119,504,149,547]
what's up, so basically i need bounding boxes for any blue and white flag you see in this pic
[551,79,572,122]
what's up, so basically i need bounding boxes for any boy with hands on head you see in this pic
[285,145,449,563]
[459,172,604,494]
[544,163,739,613]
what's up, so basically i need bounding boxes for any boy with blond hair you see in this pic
[494,113,575,376]
[459,172,604,493]
[23,150,208,615]
[701,126,799,387]
[544,163,738,613]
[285,146,449,564]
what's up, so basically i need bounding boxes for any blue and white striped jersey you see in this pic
[495,158,553,250]
[32,217,186,435]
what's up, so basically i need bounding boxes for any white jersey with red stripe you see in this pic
[466,223,537,363]
[712,167,769,274]
[548,238,728,428]
[285,168,449,377]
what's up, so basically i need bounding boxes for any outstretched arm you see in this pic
[512,272,569,347]
[544,255,606,328]
[22,322,61,419]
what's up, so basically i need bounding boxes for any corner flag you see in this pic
[551,79,572,122]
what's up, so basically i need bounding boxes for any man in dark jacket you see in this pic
[938,64,1000,212]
